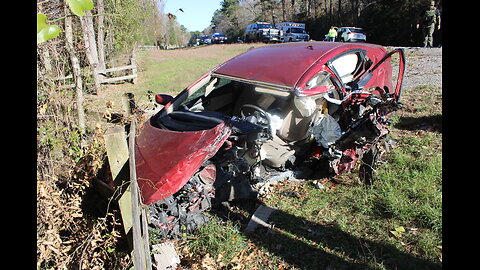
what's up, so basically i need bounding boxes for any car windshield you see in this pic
[180,77,232,107]
[347,28,365,34]
[258,24,272,29]
[290,28,305,34]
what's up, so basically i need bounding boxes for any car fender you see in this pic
[135,120,232,205]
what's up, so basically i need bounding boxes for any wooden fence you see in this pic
[53,45,189,90]
[54,51,138,89]
[103,120,152,269]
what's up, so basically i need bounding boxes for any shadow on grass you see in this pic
[394,114,442,133]
[213,201,441,270]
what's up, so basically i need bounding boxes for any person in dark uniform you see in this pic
[416,1,441,47]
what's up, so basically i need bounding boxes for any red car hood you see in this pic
[135,120,231,204]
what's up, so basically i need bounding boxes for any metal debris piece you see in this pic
[152,242,181,270]
[313,180,325,189]
[245,205,277,232]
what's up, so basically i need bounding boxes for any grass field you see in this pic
[93,44,442,269]
[86,44,267,113]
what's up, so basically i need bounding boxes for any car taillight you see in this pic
[347,32,353,35]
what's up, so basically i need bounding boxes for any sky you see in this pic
[163,0,223,32]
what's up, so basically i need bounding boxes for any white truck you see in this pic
[275,22,310,42]
[244,22,283,43]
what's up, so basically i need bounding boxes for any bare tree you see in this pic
[96,0,106,72]
[64,3,85,138]
[80,10,101,93]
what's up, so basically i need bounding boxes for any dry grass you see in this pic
[37,119,131,269]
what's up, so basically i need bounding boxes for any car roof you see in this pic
[212,42,384,90]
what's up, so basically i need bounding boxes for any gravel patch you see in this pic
[388,47,442,91]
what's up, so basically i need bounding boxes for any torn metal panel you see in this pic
[246,205,277,232]
[152,242,181,270]
[135,121,231,205]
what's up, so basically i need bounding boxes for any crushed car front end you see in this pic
[135,42,405,238]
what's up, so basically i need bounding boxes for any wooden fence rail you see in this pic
[54,51,138,89]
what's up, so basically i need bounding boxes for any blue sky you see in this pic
[163,0,223,32]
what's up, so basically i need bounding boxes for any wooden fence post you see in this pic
[131,49,138,84]
[80,10,101,94]
[104,120,152,269]
[128,120,153,269]
[122,93,136,117]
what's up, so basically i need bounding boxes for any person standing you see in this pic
[417,1,441,47]
[327,26,337,42]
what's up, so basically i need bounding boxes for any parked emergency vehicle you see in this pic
[275,22,310,42]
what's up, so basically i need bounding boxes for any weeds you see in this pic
[37,83,131,268]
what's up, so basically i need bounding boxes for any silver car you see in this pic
[337,27,366,42]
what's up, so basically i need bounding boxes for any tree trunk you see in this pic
[39,46,53,78]
[96,0,106,72]
[324,0,328,19]
[338,0,342,25]
[329,0,332,25]
[64,4,86,140]
[80,10,101,94]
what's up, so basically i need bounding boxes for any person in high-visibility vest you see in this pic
[327,26,337,42]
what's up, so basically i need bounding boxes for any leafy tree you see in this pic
[37,0,94,44]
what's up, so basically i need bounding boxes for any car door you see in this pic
[296,48,405,102]
[327,48,406,101]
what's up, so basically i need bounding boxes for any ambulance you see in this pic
[275,22,310,42]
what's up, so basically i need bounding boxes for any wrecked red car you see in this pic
[135,42,405,237]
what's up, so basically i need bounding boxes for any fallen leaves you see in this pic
[37,142,129,269]
[390,226,406,238]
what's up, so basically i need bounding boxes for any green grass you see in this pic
[177,131,442,269]
[116,45,442,269]
[187,215,248,262]
[137,53,219,96]
[182,91,441,268]
[86,44,265,113]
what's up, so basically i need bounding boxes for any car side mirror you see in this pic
[155,94,173,105]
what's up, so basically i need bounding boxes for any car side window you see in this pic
[330,53,360,84]
[328,50,369,86]
[305,71,335,91]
